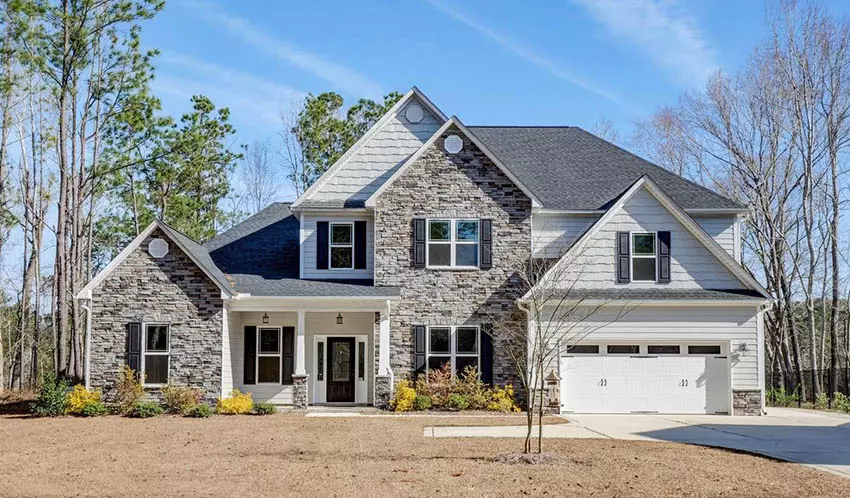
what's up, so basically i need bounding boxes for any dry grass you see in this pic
[0,413,846,497]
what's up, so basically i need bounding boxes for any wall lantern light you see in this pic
[336,312,344,325]
[262,312,269,324]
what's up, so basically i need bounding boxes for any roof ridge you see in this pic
[571,127,745,210]
[468,125,578,129]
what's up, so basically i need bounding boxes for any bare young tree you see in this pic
[492,239,630,454]
[590,115,620,145]
[240,140,278,214]
[279,105,310,197]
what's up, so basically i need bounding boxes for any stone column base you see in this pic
[293,374,309,410]
[375,375,393,409]
[733,389,763,416]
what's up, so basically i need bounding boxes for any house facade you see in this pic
[77,87,771,415]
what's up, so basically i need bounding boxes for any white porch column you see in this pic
[379,301,391,376]
[295,310,306,375]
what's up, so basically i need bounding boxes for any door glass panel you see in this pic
[332,342,351,382]
[317,342,324,381]
[358,342,365,380]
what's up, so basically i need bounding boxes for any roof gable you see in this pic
[76,220,233,300]
[291,87,447,210]
[365,116,542,208]
[527,176,770,300]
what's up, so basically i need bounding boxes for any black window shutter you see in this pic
[616,231,631,283]
[282,327,294,385]
[316,221,329,270]
[127,322,142,376]
[657,231,671,283]
[480,219,492,270]
[480,325,494,386]
[244,326,257,385]
[413,325,426,374]
[412,218,426,268]
[354,221,367,269]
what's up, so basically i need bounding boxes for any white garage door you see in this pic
[560,345,729,414]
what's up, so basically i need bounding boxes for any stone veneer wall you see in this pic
[373,125,532,387]
[732,389,763,416]
[89,228,223,403]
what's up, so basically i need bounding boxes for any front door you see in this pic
[327,337,355,402]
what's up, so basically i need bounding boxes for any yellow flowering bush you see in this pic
[390,380,416,412]
[487,384,520,413]
[216,389,253,414]
[66,385,105,416]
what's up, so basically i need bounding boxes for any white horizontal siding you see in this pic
[532,213,599,258]
[544,306,760,390]
[558,187,744,289]
[693,215,736,259]
[301,213,374,280]
[312,97,442,204]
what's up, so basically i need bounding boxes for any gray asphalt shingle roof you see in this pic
[203,203,399,298]
[467,126,744,211]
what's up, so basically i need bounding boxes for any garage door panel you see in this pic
[561,351,730,414]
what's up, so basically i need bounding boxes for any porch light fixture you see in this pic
[262,312,269,325]
[336,312,344,325]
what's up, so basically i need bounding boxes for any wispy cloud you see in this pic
[154,52,305,126]
[423,0,634,112]
[182,0,384,99]
[570,0,717,85]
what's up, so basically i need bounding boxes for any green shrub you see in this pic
[130,401,163,418]
[115,366,145,415]
[815,392,829,410]
[66,385,103,416]
[216,389,253,414]
[80,401,108,417]
[390,381,416,412]
[445,393,470,411]
[30,373,70,417]
[413,394,432,411]
[185,404,213,418]
[767,387,799,407]
[253,402,277,415]
[161,384,202,415]
[834,392,850,413]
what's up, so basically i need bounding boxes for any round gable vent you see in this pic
[444,134,463,154]
[405,103,424,123]
[148,238,169,259]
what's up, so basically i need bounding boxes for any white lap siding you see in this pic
[227,311,294,404]
[301,213,374,279]
[544,306,760,391]
[692,214,738,260]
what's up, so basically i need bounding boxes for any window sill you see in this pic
[425,266,480,271]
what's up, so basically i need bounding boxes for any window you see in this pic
[426,326,480,375]
[143,324,169,385]
[607,345,639,355]
[631,232,656,282]
[330,222,353,269]
[427,219,479,268]
[358,342,365,380]
[648,345,680,355]
[688,345,721,355]
[257,327,281,383]
[566,345,600,354]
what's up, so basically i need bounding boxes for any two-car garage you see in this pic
[559,343,731,415]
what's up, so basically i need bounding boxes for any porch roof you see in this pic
[229,278,400,298]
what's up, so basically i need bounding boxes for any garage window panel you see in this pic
[688,345,721,355]
[647,345,680,355]
[566,345,600,354]
[607,345,640,355]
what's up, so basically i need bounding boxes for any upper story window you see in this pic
[330,222,353,269]
[630,232,656,282]
[427,219,479,268]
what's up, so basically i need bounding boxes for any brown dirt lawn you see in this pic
[0,414,846,498]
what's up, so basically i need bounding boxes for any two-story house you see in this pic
[76,87,771,415]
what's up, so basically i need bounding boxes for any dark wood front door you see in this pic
[327,337,355,402]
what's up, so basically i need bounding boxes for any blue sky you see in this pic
[144,0,845,202]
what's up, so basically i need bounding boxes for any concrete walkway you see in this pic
[424,408,850,479]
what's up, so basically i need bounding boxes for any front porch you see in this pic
[221,297,395,408]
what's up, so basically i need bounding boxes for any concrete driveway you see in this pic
[426,408,850,478]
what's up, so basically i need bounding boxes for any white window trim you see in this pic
[329,222,354,270]
[426,219,480,269]
[630,231,657,282]
[141,323,170,387]
[257,326,283,384]
[425,325,481,375]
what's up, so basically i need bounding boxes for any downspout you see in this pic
[80,300,92,390]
